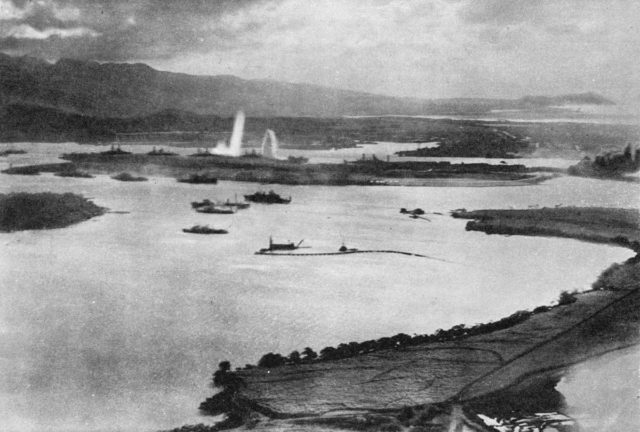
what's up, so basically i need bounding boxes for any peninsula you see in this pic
[182,206,640,432]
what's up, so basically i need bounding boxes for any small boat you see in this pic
[244,190,291,204]
[191,199,214,209]
[183,225,228,234]
[338,243,358,253]
[195,204,236,214]
[400,207,425,215]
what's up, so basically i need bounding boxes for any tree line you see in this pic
[251,303,566,369]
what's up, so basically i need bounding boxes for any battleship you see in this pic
[101,144,131,155]
[147,146,177,156]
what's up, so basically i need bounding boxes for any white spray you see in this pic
[211,110,245,156]
[261,129,279,159]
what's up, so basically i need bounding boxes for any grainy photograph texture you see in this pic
[0,1,639,431]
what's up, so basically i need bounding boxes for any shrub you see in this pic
[558,290,578,305]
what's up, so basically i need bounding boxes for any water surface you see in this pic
[0,144,637,432]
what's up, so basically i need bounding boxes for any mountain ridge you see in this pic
[0,53,614,118]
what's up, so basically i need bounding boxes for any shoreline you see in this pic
[185,207,640,432]
[1,153,557,187]
[451,207,640,252]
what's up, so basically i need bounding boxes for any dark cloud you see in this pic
[0,0,267,61]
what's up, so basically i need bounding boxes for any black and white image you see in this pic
[1,1,639,431]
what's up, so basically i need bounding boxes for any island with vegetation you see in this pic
[0,192,105,231]
[1,151,555,187]
[452,207,640,252]
[175,206,640,432]
[111,172,148,182]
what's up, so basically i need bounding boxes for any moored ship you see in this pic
[182,225,228,234]
[257,237,304,253]
[195,204,235,214]
[244,190,291,204]
[147,147,177,156]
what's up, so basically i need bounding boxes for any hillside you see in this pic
[0,54,615,118]
[0,54,431,117]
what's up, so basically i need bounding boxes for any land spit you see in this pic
[184,207,639,432]
[452,207,640,252]
[1,152,555,186]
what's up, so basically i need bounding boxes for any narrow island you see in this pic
[0,149,26,156]
[0,192,106,231]
[177,206,640,432]
[3,152,553,187]
[111,172,148,182]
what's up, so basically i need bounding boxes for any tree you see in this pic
[212,361,231,387]
[558,290,578,305]
[302,347,318,362]
[288,350,301,364]
[258,352,286,368]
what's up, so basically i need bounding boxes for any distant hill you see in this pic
[0,53,614,118]
[519,92,615,107]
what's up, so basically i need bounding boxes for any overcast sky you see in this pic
[0,0,638,103]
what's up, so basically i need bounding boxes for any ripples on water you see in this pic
[0,143,638,431]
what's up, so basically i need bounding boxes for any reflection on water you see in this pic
[0,143,638,432]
